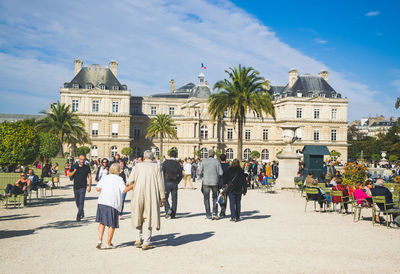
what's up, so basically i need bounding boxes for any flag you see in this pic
[201,63,206,69]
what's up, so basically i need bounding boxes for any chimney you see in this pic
[109,60,118,77]
[169,79,175,93]
[319,70,329,82]
[74,59,83,76]
[288,68,298,88]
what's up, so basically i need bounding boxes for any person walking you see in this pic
[162,149,183,219]
[125,150,165,250]
[95,158,109,183]
[197,149,223,220]
[219,153,230,217]
[183,159,194,189]
[68,154,92,222]
[95,163,128,249]
[224,159,247,222]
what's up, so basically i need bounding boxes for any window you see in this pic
[72,100,79,112]
[244,149,251,160]
[331,129,337,141]
[224,110,228,118]
[227,128,233,140]
[112,102,119,113]
[200,148,208,159]
[133,105,139,115]
[100,84,105,90]
[92,123,99,136]
[112,124,118,136]
[86,84,92,89]
[151,106,157,115]
[92,100,99,113]
[134,126,140,138]
[169,107,175,116]
[313,129,320,141]
[226,148,234,160]
[73,83,79,89]
[91,146,98,158]
[134,147,141,157]
[245,129,251,141]
[200,125,208,139]
[314,109,320,119]
[296,108,302,118]
[331,108,337,120]
[111,146,118,157]
[113,85,119,90]
[261,149,269,161]
[154,147,160,157]
[263,129,269,141]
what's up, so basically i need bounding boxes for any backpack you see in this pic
[163,160,183,184]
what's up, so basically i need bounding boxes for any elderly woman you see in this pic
[95,163,127,249]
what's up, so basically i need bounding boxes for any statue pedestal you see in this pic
[276,151,301,190]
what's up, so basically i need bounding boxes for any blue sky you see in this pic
[0,0,399,121]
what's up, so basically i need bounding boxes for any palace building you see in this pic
[60,60,348,161]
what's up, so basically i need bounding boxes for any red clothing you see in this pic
[353,188,371,205]
[332,184,349,203]
[258,175,264,182]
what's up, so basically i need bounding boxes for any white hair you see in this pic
[109,163,121,175]
[208,149,215,157]
[143,150,154,160]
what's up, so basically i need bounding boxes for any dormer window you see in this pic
[320,93,325,98]
[332,93,337,98]
[113,85,119,90]
[86,84,93,89]
[100,84,105,90]
[73,83,79,89]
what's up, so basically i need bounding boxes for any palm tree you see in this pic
[396,97,400,109]
[145,114,178,157]
[208,65,275,160]
[37,102,90,156]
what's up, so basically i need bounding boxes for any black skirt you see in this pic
[96,204,119,228]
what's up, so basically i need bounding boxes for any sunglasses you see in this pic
[102,162,108,164]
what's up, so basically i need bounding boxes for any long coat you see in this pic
[127,160,165,230]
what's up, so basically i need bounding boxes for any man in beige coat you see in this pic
[125,150,165,250]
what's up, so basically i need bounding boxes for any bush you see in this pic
[371,153,380,162]
[76,146,90,156]
[343,162,368,187]
[389,155,398,162]
[38,132,60,161]
[121,147,134,157]
[251,150,260,159]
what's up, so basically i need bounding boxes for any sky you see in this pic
[0,0,399,121]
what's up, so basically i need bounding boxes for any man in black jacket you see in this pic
[162,150,183,219]
[371,179,400,226]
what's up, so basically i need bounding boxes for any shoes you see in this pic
[134,240,142,248]
[212,215,219,220]
[105,244,115,249]
[96,241,102,249]
[219,212,226,217]
[76,216,81,222]
[205,216,212,220]
[165,214,171,219]
[142,245,153,251]
[235,217,241,222]
[230,218,235,222]
[119,215,123,220]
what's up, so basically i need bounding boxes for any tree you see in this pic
[371,153,380,162]
[251,150,260,159]
[121,147,134,157]
[208,65,275,160]
[167,147,178,157]
[389,155,398,162]
[145,114,178,157]
[38,132,61,162]
[0,120,40,165]
[37,102,90,156]
[396,97,400,109]
[76,146,90,156]
[330,150,341,161]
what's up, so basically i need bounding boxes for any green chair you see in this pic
[331,190,352,214]
[317,183,326,188]
[266,178,275,193]
[372,196,400,228]
[42,177,53,196]
[294,180,304,195]
[304,187,327,212]
[52,174,60,189]
[353,198,372,222]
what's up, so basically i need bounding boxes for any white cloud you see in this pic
[314,38,327,44]
[365,11,380,17]
[0,0,395,120]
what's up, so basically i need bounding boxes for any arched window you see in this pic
[200,148,208,159]
[226,148,234,160]
[111,146,118,157]
[244,149,251,160]
[200,125,208,139]
[155,147,160,157]
[261,149,269,161]
[91,145,98,158]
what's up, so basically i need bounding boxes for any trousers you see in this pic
[136,223,152,245]
[164,182,178,217]
[202,185,218,217]
[74,187,86,218]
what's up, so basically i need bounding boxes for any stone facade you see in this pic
[60,60,348,161]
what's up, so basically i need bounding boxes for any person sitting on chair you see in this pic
[371,179,400,225]
[332,177,349,213]
[28,169,47,190]
[5,172,31,197]
[353,181,371,206]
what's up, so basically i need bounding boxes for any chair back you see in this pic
[318,183,326,188]
[331,190,343,198]
[372,196,386,204]
[305,187,319,195]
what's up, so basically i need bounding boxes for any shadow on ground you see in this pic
[117,231,215,248]
[0,214,40,221]
[0,229,36,239]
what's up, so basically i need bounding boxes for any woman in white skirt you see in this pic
[96,163,127,249]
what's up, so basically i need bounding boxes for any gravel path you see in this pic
[0,177,399,273]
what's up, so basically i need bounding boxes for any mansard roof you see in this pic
[64,65,127,90]
[273,74,341,99]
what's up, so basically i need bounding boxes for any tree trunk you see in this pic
[237,119,243,160]
[160,137,163,159]
[57,138,64,157]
